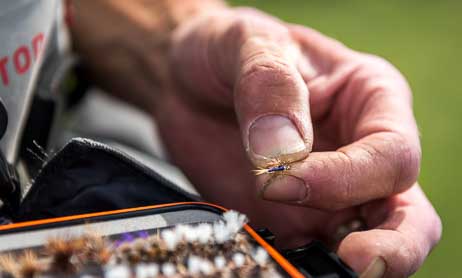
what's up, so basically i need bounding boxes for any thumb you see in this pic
[233,19,313,167]
[170,8,313,167]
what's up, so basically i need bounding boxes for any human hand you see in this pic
[151,8,441,277]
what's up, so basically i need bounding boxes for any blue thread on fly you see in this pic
[267,165,288,173]
[253,163,290,176]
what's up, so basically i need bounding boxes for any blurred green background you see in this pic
[229,0,461,277]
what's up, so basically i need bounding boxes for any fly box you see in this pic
[0,202,356,278]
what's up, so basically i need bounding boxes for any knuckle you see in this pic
[351,54,412,98]
[243,58,292,79]
[238,57,297,93]
[319,152,355,211]
[227,17,252,40]
[393,135,421,192]
[335,151,356,204]
[359,54,397,73]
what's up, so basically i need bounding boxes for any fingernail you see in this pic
[360,257,386,278]
[261,175,308,202]
[249,115,307,165]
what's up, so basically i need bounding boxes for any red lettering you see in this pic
[14,45,31,75]
[0,32,45,86]
[32,33,45,60]
[0,57,9,86]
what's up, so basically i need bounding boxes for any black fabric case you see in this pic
[16,138,198,221]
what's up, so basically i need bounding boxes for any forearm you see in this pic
[69,0,227,112]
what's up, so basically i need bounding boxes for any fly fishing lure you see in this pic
[253,160,291,176]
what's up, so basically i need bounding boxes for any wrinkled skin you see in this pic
[151,8,441,277]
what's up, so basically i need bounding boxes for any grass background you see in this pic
[229,0,461,277]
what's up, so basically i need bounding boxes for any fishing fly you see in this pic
[253,161,291,176]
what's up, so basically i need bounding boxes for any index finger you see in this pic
[257,45,421,210]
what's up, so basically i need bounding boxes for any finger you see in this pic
[258,57,421,208]
[170,10,313,167]
[258,131,420,209]
[229,13,313,168]
[289,24,361,120]
[336,185,442,278]
[288,24,355,70]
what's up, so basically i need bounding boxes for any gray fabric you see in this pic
[54,90,199,196]
[0,0,68,163]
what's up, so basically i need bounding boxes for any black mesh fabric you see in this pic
[15,138,198,221]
